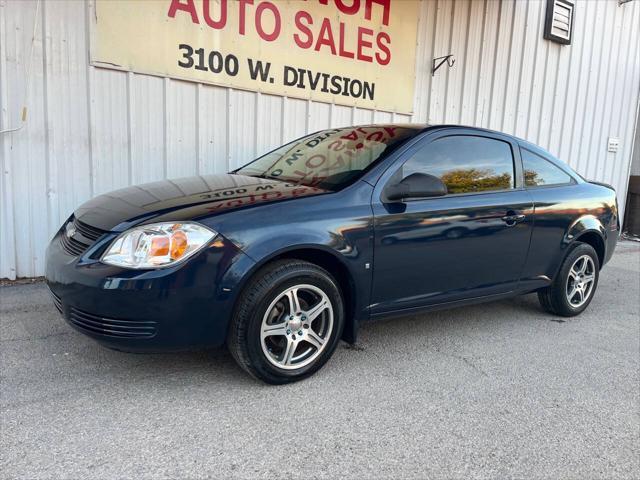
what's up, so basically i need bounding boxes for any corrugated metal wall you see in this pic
[631,106,640,176]
[1,0,639,279]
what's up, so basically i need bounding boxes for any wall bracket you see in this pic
[432,55,455,76]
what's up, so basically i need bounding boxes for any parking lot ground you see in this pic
[1,241,639,479]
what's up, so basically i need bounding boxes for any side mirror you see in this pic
[385,173,448,201]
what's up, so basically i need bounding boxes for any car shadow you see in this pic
[5,283,553,389]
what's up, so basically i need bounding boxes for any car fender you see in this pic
[219,231,371,344]
[552,215,607,276]
[564,215,606,246]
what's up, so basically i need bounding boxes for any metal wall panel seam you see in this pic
[126,71,134,185]
[600,3,625,186]
[557,0,587,163]
[543,46,562,152]
[591,1,618,182]
[488,0,512,131]
[473,0,491,126]
[579,0,608,180]
[460,0,481,125]
[195,83,202,175]
[527,3,549,143]
[442,0,457,124]
[0,1,18,279]
[604,3,633,214]
[500,0,526,134]
[83,2,94,200]
[614,4,640,221]
[513,0,537,138]
[41,0,57,246]
[162,77,169,179]
[565,3,596,168]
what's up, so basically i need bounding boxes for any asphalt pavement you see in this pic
[1,241,639,479]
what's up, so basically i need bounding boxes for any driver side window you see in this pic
[400,135,516,195]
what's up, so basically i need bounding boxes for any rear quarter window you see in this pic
[522,149,573,187]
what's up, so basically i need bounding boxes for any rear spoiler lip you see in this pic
[588,179,616,192]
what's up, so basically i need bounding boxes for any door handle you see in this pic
[501,212,526,226]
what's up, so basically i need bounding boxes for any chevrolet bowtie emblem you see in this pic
[65,222,77,238]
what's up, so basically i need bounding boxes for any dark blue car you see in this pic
[45,125,619,383]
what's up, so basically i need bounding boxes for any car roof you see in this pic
[367,124,561,160]
[351,123,580,178]
[345,123,568,165]
[353,123,527,143]
[421,124,580,180]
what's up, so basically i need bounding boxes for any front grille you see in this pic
[59,216,108,257]
[48,287,63,314]
[68,307,157,339]
[60,233,89,256]
[74,218,106,242]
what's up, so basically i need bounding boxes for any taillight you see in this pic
[612,197,620,231]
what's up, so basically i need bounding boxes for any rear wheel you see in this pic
[227,260,344,384]
[538,243,599,317]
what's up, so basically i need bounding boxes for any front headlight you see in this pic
[101,222,217,269]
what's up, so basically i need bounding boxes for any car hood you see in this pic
[74,174,330,232]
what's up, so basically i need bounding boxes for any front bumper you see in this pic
[45,227,254,352]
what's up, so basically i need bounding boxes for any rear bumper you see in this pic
[45,229,254,352]
[603,227,618,266]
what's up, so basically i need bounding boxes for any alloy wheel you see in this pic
[260,284,333,370]
[566,254,596,308]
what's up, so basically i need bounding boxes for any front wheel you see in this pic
[227,260,344,384]
[538,242,600,317]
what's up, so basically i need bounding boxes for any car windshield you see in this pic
[235,125,423,191]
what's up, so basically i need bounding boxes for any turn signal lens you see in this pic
[149,236,170,257]
[101,222,216,269]
[170,230,188,260]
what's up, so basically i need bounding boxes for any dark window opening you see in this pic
[235,126,422,191]
[401,135,515,195]
[522,149,572,187]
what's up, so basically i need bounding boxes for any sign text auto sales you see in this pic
[171,0,391,101]
[90,0,419,112]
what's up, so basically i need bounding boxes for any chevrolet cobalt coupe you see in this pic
[46,125,619,384]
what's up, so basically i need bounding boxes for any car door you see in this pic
[370,129,534,315]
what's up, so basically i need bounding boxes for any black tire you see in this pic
[227,259,344,384]
[537,242,600,317]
